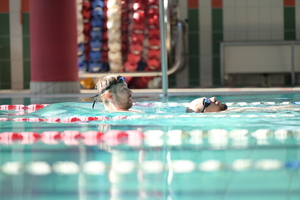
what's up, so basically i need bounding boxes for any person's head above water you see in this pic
[186,97,228,113]
[92,74,133,112]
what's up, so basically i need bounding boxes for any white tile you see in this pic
[199,8,211,31]
[60,82,67,93]
[46,83,54,94]
[223,31,236,41]
[247,7,259,31]
[248,31,260,41]
[199,0,211,9]
[179,0,187,9]
[271,31,284,40]
[179,0,187,18]
[12,98,24,105]
[200,31,212,56]
[235,0,247,7]
[235,8,247,31]
[223,8,236,32]
[223,0,235,8]
[74,82,80,92]
[9,0,20,12]
[271,0,283,7]
[10,36,23,59]
[176,67,188,88]
[247,0,259,7]
[200,55,212,86]
[271,7,284,31]
[297,30,300,40]
[10,60,23,89]
[259,31,271,40]
[9,13,22,36]
[235,31,248,41]
[180,9,188,18]
[54,82,61,93]
[66,82,74,93]
[259,0,271,7]
[72,81,79,93]
[30,82,35,93]
[259,7,271,32]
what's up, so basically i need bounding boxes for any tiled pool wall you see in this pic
[1,0,300,90]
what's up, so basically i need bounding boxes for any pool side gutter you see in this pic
[0,87,300,99]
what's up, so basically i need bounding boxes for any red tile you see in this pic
[188,0,198,8]
[212,0,223,8]
[0,0,9,12]
[21,0,30,12]
[284,0,295,6]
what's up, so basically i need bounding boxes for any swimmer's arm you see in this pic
[226,107,252,112]
[129,109,144,113]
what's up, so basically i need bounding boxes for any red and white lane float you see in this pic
[41,131,62,145]
[0,104,48,111]
[0,115,125,124]
[0,132,23,144]
[81,131,104,145]
[0,130,145,146]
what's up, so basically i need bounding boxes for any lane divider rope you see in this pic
[0,130,144,146]
[0,129,299,146]
[0,112,297,124]
[1,102,299,111]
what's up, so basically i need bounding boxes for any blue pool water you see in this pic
[0,93,300,200]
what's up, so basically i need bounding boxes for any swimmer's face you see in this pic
[112,82,133,110]
[204,97,228,112]
[186,97,228,113]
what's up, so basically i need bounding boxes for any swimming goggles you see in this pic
[201,98,211,113]
[91,77,126,109]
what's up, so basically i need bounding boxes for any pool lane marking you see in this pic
[2,159,300,176]
[0,101,297,111]
[0,129,299,145]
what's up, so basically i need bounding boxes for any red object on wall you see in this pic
[0,0,9,12]
[188,0,198,8]
[284,0,295,6]
[30,0,78,82]
[211,0,222,8]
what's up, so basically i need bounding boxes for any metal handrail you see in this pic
[78,21,184,78]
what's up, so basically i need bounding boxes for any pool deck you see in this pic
[0,87,300,99]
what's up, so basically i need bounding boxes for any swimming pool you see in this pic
[0,93,300,200]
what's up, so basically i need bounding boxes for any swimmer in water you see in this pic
[186,97,228,113]
[186,97,300,113]
[92,74,143,113]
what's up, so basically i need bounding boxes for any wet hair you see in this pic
[95,75,122,106]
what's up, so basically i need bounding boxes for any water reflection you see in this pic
[0,129,300,200]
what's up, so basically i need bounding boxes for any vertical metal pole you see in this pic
[159,0,168,97]
[291,43,295,85]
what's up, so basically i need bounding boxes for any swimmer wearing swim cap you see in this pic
[186,97,228,113]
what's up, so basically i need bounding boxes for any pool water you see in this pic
[0,94,300,200]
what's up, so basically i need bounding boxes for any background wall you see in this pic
[0,0,30,89]
[0,0,300,90]
[182,0,300,88]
